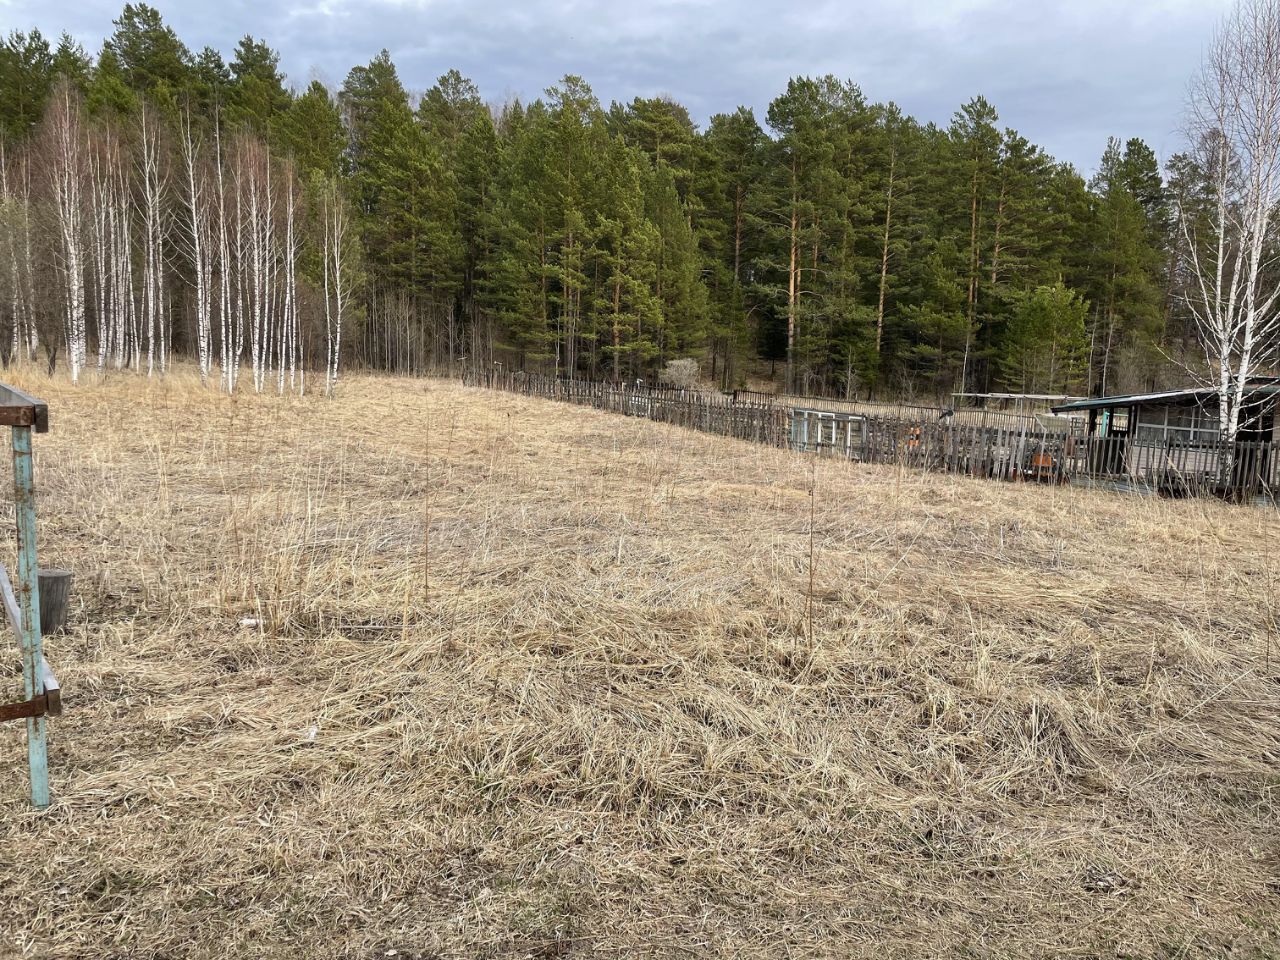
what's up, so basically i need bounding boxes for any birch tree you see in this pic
[45,80,87,381]
[15,149,38,362]
[232,133,273,393]
[1178,0,1280,446]
[137,101,169,376]
[89,123,114,371]
[279,163,299,395]
[180,104,214,383]
[114,157,139,370]
[0,137,36,363]
[319,175,354,396]
[214,115,240,393]
[86,121,136,372]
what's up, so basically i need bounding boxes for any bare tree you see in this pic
[240,135,274,393]
[321,176,354,396]
[136,102,170,377]
[0,138,31,364]
[89,124,112,372]
[226,135,306,396]
[1178,0,1280,448]
[214,114,241,393]
[280,161,299,395]
[115,155,140,371]
[12,147,38,363]
[45,80,88,383]
[180,105,214,385]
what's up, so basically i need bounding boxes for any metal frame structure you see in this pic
[0,383,56,808]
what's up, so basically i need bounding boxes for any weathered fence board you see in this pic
[464,370,1277,503]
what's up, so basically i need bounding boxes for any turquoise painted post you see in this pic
[12,424,47,808]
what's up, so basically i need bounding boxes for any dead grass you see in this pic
[1,365,1278,959]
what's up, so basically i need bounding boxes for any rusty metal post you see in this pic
[13,424,47,808]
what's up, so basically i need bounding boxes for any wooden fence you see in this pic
[736,389,1061,432]
[464,370,1278,503]
[786,407,1073,482]
[1069,434,1277,500]
[466,370,791,446]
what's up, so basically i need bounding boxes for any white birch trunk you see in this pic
[181,108,213,385]
[1179,0,1280,479]
[49,82,87,383]
[137,104,169,379]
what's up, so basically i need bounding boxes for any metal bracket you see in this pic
[1,655,59,722]
[0,554,61,725]
[0,693,49,723]
[39,654,60,716]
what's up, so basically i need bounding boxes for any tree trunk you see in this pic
[876,145,896,357]
[786,187,798,394]
[961,161,981,393]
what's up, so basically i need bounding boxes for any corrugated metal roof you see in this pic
[1052,388,1216,412]
[1051,380,1280,413]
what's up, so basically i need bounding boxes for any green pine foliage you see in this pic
[0,6,1184,396]
[0,30,55,140]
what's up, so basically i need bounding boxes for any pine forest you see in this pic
[0,5,1200,399]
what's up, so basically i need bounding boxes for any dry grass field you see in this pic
[1,368,1279,959]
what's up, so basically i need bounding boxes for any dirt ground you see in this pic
[1,368,1278,958]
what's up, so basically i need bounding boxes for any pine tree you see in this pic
[764,77,841,392]
[480,100,556,368]
[103,4,191,100]
[343,51,463,369]
[228,36,291,135]
[1002,281,1089,392]
[947,96,1001,393]
[85,45,138,118]
[419,70,497,361]
[51,35,92,92]
[593,138,660,377]
[276,80,344,178]
[644,161,707,365]
[191,46,230,116]
[0,30,54,140]
[699,107,766,387]
[1087,138,1164,393]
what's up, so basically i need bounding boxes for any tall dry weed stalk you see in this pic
[806,460,816,655]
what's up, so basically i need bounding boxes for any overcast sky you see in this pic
[0,0,1233,173]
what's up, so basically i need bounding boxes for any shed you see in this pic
[1051,378,1280,494]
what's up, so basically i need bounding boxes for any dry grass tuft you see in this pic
[1,366,1279,958]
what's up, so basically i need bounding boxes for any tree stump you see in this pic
[38,568,73,635]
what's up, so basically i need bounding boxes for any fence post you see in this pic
[13,424,47,808]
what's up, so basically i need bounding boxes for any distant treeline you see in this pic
[0,4,1196,396]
